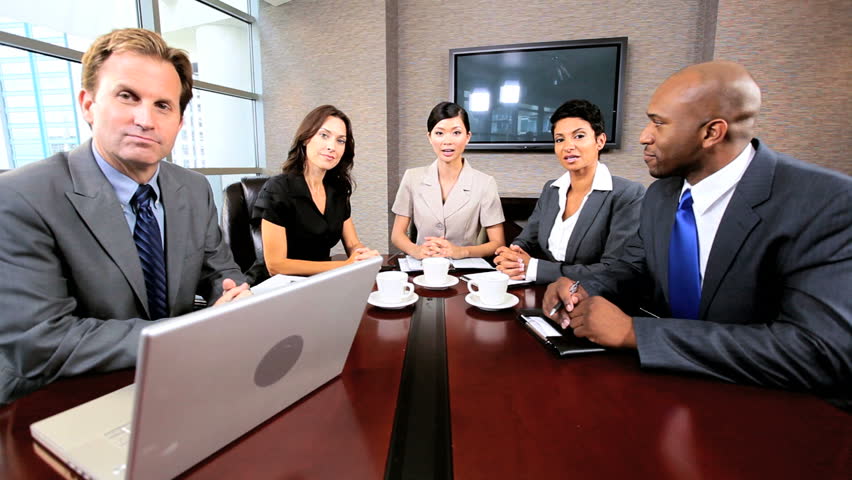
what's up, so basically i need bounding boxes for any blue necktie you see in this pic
[668,189,701,319]
[131,184,169,320]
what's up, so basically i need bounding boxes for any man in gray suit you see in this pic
[544,61,851,400]
[0,29,250,404]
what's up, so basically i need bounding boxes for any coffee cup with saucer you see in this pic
[412,274,459,290]
[465,271,518,311]
[369,271,418,309]
[368,290,418,309]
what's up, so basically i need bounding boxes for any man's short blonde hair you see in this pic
[81,28,193,116]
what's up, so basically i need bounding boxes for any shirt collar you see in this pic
[550,161,613,192]
[424,158,472,186]
[92,141,162,208]
[681,142,755,215]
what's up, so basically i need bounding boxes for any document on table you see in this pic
[449,258,494,270]
[250,274,306,295]
[523,315,562,338]
[397,256,495,272]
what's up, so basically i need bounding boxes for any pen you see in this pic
[548,280,580,317]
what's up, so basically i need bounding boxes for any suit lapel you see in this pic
[699,141,772,317]
[442,160,473,219]
[417,161,445,225]
[564,190,606,262]
[159,164,188,311]
[65,141,149,315]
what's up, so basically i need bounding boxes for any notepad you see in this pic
[517,309,606,357]
[398,256,495,273]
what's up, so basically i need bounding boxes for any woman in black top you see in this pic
[252,105,378,279]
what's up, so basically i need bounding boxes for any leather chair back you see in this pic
[222,176,269,273]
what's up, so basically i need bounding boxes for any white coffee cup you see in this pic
[422,257,450,285]
[467,271,509,305]
[376,271,414,303]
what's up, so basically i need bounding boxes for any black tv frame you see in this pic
[449,37,628,151]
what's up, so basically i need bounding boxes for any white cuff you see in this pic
[526,257,538,282]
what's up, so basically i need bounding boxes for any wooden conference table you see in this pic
[1,268,849,479]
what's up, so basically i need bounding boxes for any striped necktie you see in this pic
[130,184,169,320]
[668,189,701,319]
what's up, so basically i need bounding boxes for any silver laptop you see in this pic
[31,256,382,480]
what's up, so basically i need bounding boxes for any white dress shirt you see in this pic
[526,162,613,281]
[679,143,755,284]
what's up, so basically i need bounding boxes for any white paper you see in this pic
[250,274,306,295]
[449,257,494,270]
[399,256,496,272]
[524,315,562,338]
[398,256,423,272]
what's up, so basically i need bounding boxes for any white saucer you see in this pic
[368,291,418,310]
[464,292,519,311]
[412,275,459,290]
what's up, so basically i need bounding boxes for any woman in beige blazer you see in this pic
[391,102,505,259]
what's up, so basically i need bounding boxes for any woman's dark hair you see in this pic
[427,101,470,133]
[549,99,606,138]
[282,105,355,196]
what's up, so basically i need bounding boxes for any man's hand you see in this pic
[494,245,530,280]
[566,296,636,348]
[543,277,589,326]
[213,278,252,306]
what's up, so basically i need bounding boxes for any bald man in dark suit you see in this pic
[544,61,851,403]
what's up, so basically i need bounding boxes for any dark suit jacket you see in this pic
[513,175,644,284]
[0,141,245,403]
[583,139,852,397]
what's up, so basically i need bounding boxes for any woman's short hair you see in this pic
[282,105,355,196]
[427,101,470,133]
[81,28,193,116]
[549,99,605,138]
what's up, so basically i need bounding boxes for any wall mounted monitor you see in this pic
[449,37,627,151]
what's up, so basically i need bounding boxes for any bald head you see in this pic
[664,61,762,143]
[640,61,763,183]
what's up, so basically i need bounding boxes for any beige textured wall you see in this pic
[258,0,390,252]
[258,0,851,252]
[714,0,852,174]
[396,0,709,195]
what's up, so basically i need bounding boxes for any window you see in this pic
[0,0,264,209]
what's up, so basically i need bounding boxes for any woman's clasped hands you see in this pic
[494,244,531,280]
[421,236,462,259]
[346,246,380,264]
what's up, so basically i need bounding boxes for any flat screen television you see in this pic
[449,37,627,151]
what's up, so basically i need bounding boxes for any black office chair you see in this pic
[221,176,269,283]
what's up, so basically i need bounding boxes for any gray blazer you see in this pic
[0,141,245,403]
[584,139,852,397]
[513,175,644,284]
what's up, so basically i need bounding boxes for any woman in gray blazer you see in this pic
[494,100,644,284]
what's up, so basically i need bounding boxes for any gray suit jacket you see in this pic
[0,141,245,403]
[583,139,852,397]
[513,175,644,284]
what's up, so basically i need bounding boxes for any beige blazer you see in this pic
[392,159,504,246]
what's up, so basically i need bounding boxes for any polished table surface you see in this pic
[1,276,850,479]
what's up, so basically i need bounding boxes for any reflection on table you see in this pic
[1,272,849,479]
